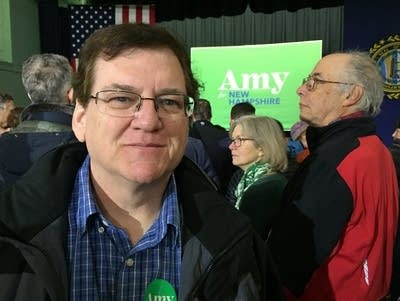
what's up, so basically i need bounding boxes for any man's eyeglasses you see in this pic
[302,75,355,91]
[230,137,255,147]
[90,90,194,118]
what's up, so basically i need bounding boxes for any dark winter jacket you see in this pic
[190,120,238,194]
[0,103,76,188]
[269,116,398,301]
[185,136,220,188]
[0,142,284,301]
[239,172,287,240]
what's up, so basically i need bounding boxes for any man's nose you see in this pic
[131,98,162,131]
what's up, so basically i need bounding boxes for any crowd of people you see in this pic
[0,22,398,301]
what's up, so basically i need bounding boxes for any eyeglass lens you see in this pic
[94,90,193,118]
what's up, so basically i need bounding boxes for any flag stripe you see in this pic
[135,6,142,23]
[150,5,156,24]
[142,6,150,24]
[115,6,122,24]
[69,4,156,71]
[129,6,136,23]
[122,5,129,23]
[70,58,78,73]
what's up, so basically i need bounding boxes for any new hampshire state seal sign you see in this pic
[369,35,400,100]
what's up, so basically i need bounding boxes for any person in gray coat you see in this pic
[0,53,76,188]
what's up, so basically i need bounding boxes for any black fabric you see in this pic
[184,137,220,187]
[0,131,77,188]
[239,173,288,240]
[37,0,343,55]
[38,1,71,58]
[0,142,284,300]
[20,103,74,125]
[190,120,238,194]
[0,143,86,241]
[249,0,343,13]
[89,0,344,21]
[268,117,376,296]
[0,104,77,189]
[176,157,284,300]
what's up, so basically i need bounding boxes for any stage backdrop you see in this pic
[191,40,322,130]
[344,0,400,146]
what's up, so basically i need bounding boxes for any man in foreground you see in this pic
[0,23,282,300]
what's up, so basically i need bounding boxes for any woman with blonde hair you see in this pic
[229,115,288,239]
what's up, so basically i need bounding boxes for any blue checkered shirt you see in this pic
[67,156,181,300]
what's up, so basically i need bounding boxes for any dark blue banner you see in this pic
[344,0,400,146]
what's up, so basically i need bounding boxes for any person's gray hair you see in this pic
[340,51,384,117]
[230,115,288,172]
[21,53,72,104]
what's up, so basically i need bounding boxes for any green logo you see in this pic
[144,279,177,301]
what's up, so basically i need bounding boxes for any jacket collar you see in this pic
[1,142,251,251]
[306,116,376,153]
[21,103,74,126]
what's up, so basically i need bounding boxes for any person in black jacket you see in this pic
[0,23,283,301]
[0,53,76,188]
[268,51,398,301]
[190,98,238,194]
[185,136,220,187]
[229,115,288,239]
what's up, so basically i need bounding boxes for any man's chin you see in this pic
[123,164,171,184]
[299,114,309,123]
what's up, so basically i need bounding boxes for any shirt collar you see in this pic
[73,155,181,243]
[74,155,99,236]
[157,173,181,246]
[337,111,366,121]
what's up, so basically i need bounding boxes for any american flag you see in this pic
[69,4,156,71]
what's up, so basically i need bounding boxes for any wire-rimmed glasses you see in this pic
[90,90,194,118]
[230,137,255,147]
[302,75,355,91]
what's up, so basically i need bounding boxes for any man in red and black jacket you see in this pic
[269,51,398,301]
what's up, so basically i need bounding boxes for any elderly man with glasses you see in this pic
[268,51,398,301]
[0,23,284,300]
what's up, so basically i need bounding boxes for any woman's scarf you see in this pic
[235,162,272,209]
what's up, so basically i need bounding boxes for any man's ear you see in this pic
[67,88,74,105]
[258,147,264,160]
[343,85,363,107]
[72,101,87,142]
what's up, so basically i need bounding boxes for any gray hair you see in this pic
[21,53,72,104]
[340,51,384,117]
[230,115,288,172]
